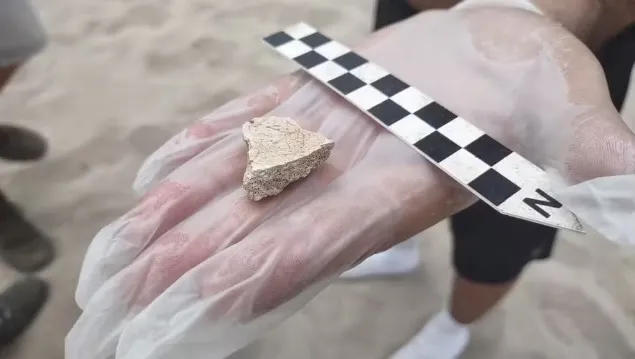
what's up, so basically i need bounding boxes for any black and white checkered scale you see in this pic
[263,23,583,233]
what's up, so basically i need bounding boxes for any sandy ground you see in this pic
[0,0,635,358]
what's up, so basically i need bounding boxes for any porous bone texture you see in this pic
[242,116,334,200]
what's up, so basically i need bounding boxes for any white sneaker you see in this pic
[340,238,420,279]
[390,310,471,359]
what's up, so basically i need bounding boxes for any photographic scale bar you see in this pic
[263,22,583,233]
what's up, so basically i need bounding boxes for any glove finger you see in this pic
[76,136,245,308]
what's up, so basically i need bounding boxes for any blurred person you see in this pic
[341,0,635,358]
[0,0,53,348]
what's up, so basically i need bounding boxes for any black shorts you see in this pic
[373,0,634,284]
[450,201,556,283]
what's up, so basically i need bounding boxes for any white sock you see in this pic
[390,310,471,359]
[340,238,420,279]
[453,0,544,15]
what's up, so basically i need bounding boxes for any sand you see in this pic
[0,0,634,358]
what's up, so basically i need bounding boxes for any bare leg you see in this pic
[449,275,516,324]
[387,186,559,359]
[389,274,522,359]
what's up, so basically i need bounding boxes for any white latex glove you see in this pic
[66,5,635,359]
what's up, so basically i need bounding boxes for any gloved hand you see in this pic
[66,6,635,359]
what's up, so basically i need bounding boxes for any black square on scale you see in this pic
[414,102,458,129]
[464,134,513,166]
[469,169,521,206]
[328,73,366,94]
[264,32,293,47]
[300,32,331,48]
[333,52,368,70]
[413,131,461,163]
[294,51,328,69]
[368,99,410,126]
[371,75,409,96]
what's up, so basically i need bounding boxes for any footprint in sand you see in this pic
[127,125,176,156]
[552,239,592,269]
[534,284,634,358]
[6,126,135,208]
[103,3,170,35]
[145,36,237,73]
[175,88,242,119]
[210,2,342,29]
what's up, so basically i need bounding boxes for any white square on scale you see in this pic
[389,114,435,144]
[285,23,317,39]
[492,152,545,189]
[276,40,312,59]
[438,149,490,184]
[309,61,348,82]
[350,63,390,84]
[347,85,389,111]
[315,41,350,60]
[391,87,433,113]
[437,117,485,147]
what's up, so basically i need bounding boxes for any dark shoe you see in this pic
[0,125,47,162]
[0,277,49,347]
[0,193,54,273]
